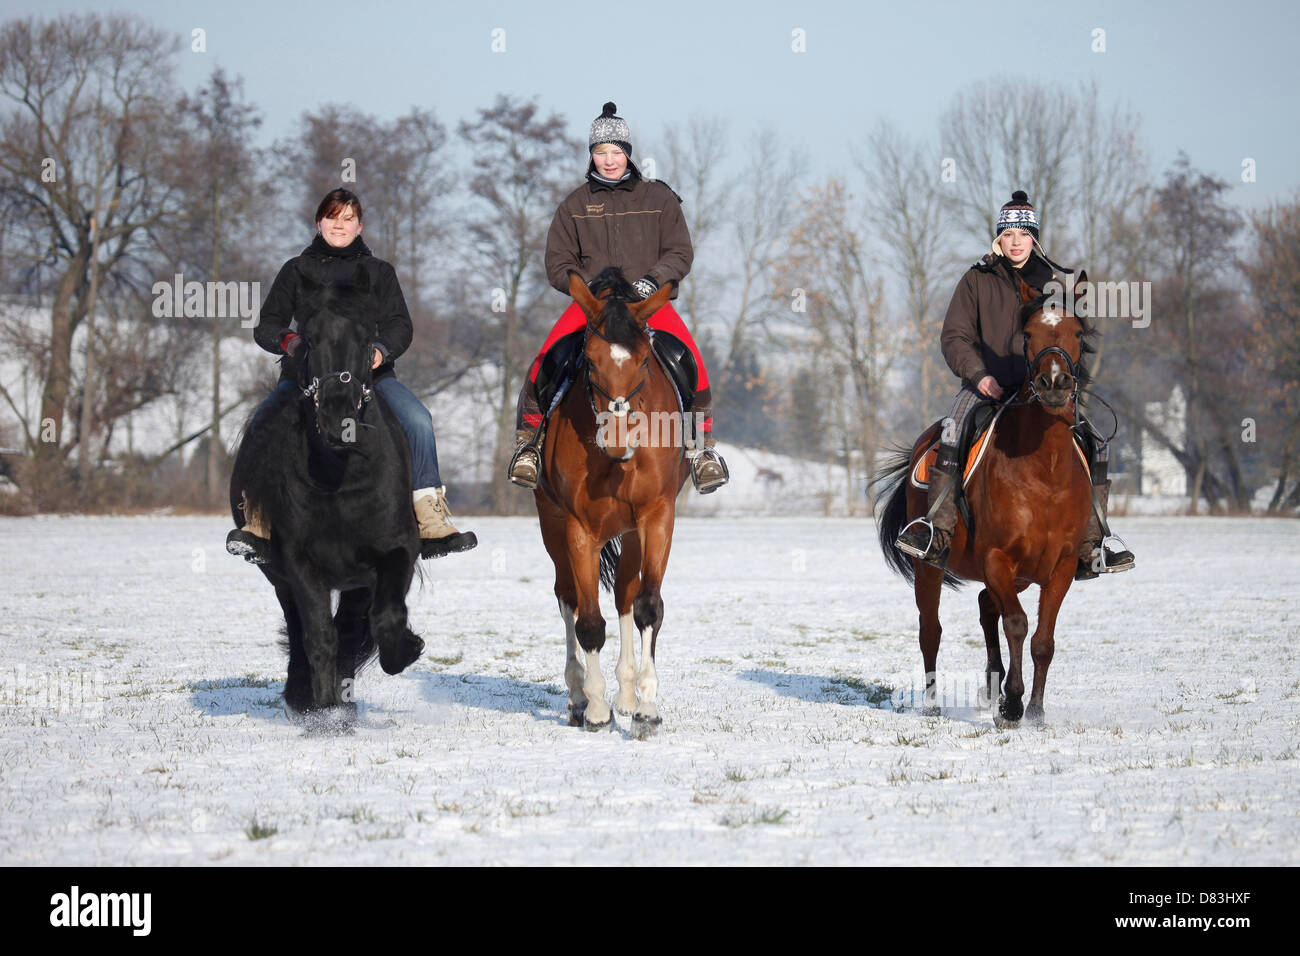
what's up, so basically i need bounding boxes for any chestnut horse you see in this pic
[534,269,691,736]
[874,275,1095,727]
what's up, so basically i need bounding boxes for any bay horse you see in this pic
[534,269,691,737]
[874,274,1095,727]
[229,269,424,733]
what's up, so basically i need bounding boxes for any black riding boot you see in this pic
[1076,464,1135,579]
[895,443,959,569]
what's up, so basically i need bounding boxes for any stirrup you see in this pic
[691,447,729,494]
[508,442,540,490]
[895,517,950,568]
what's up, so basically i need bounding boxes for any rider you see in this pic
[226,188,477,563]
[894,190,1134,580]
[507,101,728,494]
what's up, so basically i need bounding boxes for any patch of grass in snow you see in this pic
[719,807,790,828]
[701,657,733,665]
[187,674,273,691]
[428,653,464,668]
[822,677,896,709]
[244,818,277,840]
[723,766,747,783]
[502,650,524,659]
[347,807,375,824]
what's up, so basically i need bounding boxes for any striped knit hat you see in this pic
[993,190,1040,242]
[589,102,632,158]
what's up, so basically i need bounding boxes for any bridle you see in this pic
[584,311,650,421]
[297,341,374,416]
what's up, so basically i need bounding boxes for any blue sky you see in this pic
[6,0,1297,210]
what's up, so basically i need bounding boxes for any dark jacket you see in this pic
[255,235,412,382]
[545,173,693,296]
[939,252,1061,390]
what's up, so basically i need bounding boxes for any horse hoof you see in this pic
[300,706,356,736]
[614,699,637,717]
[997,696,1023,724]
[379,631,425,675]
[583,714,613,733]
[631,715,662,739]
[567,704,587,727]
[1025,705,1045,725]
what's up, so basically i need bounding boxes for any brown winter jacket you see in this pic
[545,175,692,296]
[940,252,1062,390]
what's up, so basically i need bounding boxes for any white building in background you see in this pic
[1140,384,1187,497]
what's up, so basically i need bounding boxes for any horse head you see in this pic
[295,268,376,450]
[570,268,675,461]
[1017,270,1094,417]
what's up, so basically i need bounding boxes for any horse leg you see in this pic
[629,508,674,736]
[272,579,312,719]
[333,587,372,724]
[613,531,643,716]
[1025,560,1075,724]
[285,574,345,730]
[538,506,585,725]
[977,588,1005,709]
[567,520,610,731]
[983,552,1028,728]
[914,561,945,716]
[370,549,423,676]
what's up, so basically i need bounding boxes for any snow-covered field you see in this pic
[1,514,1297,865]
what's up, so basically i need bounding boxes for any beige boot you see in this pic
[508,428,541,489]
[413,486,478,559]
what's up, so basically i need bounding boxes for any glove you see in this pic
[280,332,303,357]
[631,276,659,301]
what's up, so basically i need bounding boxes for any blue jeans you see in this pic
[249,378,442,489]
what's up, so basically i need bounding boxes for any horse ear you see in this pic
[1075,269,1088,286]
[629,280,674,326]
[569,272,602,321]
[1016,275,1036,305]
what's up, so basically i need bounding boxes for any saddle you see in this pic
[911,400,1092,535]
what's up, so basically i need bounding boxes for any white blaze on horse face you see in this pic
[1041,311,1063,327]
[1050,359,1062,378]
[609,343,631,368]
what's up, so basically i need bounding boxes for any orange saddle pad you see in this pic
[910,408,1090,489]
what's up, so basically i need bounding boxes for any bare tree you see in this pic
[939,78,1074,248]
[457,95,579,513]
[776,179,895,513]
[860,120,950,433]
[1240,196,1300,512]
[0,14,182,504]
[165,68,268,503]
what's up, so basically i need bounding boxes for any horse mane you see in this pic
[1020,292,1098,388]
[588,267,644,350]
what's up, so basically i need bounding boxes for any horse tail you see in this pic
[871,445,963,590]
[599,538,620,593]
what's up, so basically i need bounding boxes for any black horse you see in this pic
[229,269,424,732]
